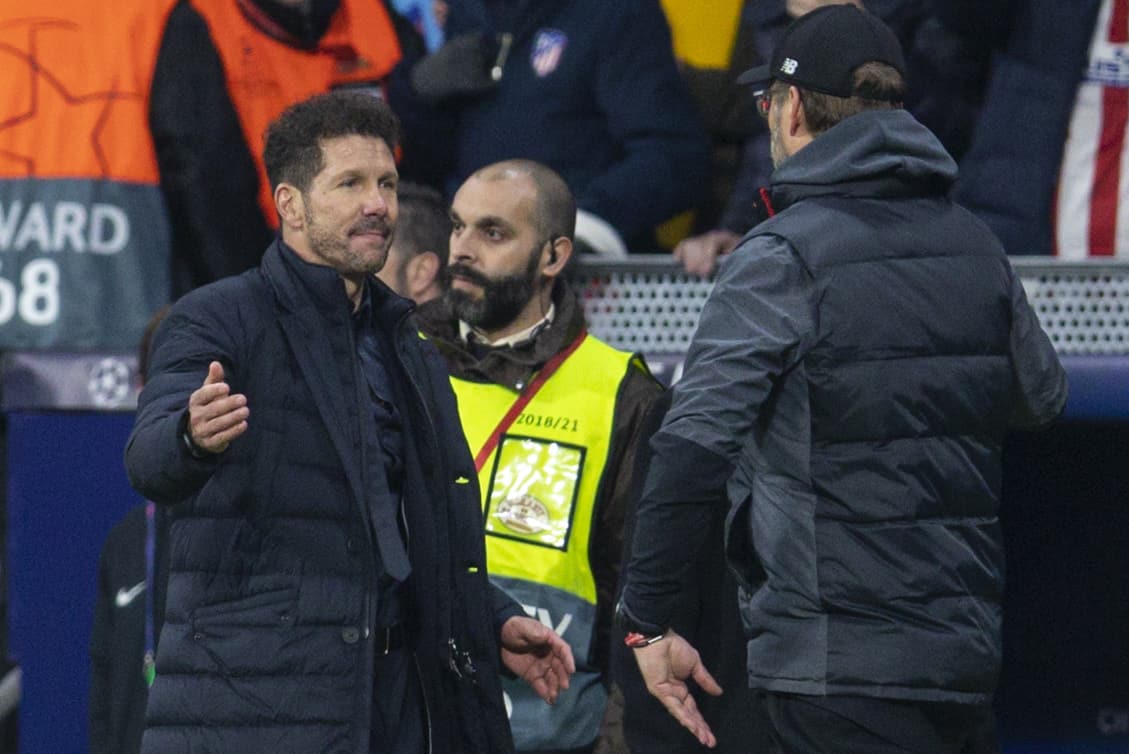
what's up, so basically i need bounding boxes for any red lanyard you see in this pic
[473,329,587,473]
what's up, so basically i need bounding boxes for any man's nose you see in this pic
[450,232,474,262]
[363,187,389,215]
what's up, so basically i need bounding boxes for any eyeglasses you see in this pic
[755,90,773,120]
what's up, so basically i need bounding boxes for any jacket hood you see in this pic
[770,109,957,210]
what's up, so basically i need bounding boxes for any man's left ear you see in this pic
[545,236,572,274]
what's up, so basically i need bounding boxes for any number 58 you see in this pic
[0,258,60,326]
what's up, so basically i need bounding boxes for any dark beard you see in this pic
[442,246,542,333]
[304,205,395,274]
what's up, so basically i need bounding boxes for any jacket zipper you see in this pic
[393,317,447,521]
[396,314,477,749]
[393,317,458,631]
[346,318,377,643]
[413,653,434,753]
[400,493,410,553]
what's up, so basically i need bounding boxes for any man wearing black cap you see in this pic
[614,4,1068,753]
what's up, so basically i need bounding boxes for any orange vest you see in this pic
[0,0,174,182]
[0,0,175,349]
[191,0,402,226]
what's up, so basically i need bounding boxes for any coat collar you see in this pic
[261,238,414,325]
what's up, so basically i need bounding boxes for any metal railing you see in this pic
[572,255,1129,357]
[3,256,1128,412]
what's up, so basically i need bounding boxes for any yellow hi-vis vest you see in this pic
[450,333,638,750]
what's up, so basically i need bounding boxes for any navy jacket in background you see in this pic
[125,240,518,754]
[444,0,710,250]
[952,0,1103,256]
[89,504,170,754]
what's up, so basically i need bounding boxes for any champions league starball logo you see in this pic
[86,357,131,408]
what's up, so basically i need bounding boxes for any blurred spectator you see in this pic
[89,306,171,754]
[376,181,450,302]
[89,503,169,754]
[657,0,756,251]
[433,0,449,28]
[672,0,993,277]
[154,0,412,296]
[390,0,446,51]
[410,0,711,255]
[0,0,178,350]
[0,0,417,352]
[1052,0,1128,257]
[952,0,1108,257]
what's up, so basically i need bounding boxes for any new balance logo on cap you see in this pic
[735,5,906,99]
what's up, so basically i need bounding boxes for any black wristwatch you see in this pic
[614,598,668,648]
[178,410,211,459]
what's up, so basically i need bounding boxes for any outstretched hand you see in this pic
[633,630,723,748]
[187,361,249,454]
[672,229,741,278]
[499,616,576,705]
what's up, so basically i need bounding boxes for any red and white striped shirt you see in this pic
[1055,0,1129,257]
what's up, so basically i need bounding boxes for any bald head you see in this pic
[471,160,576,242]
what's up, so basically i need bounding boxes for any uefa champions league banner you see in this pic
[1,350,139,411]
[0,179,170,351]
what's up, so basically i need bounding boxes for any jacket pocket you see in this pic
[191,586,297,627]
[724,493,765,595]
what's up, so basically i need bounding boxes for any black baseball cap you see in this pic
[737,4,906,99]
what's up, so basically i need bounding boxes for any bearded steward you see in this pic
[416,159,662,754]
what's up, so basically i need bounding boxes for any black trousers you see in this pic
[760,692,999,754]
[370,647,426,754]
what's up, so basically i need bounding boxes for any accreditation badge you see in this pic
[484,435,584,550]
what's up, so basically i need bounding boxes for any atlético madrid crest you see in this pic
[531,29,567,77]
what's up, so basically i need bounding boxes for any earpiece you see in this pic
[549,248,558,265]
